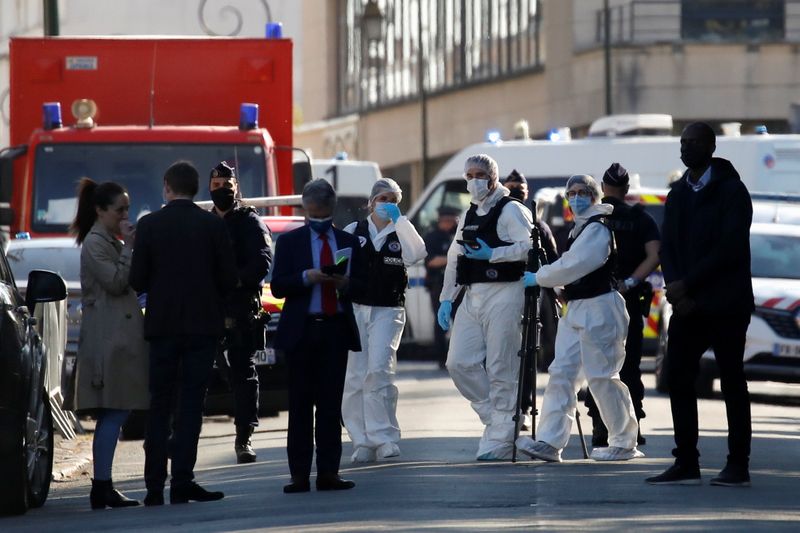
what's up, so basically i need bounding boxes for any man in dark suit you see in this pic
[271,179,366,493]
[130,161,237,505]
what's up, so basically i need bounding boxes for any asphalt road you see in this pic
[4,362,800,532]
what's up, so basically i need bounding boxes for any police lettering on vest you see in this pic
[351,220,408,307]
[561,215,618,301]
[455,196,526,285]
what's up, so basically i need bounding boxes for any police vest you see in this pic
[603,200,646,280]
[455,196,526,285]
[562,215,617,301]
[351,220,408,307]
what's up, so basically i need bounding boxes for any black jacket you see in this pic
[129,199,238,338]
[270,225,367,353]
[660,157,754,316]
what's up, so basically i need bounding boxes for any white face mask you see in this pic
[466,179,491,202]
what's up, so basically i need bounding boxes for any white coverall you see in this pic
[342,216,427,451]
[441,186,533,459]
[535,203,639,451]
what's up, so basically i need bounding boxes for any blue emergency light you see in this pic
[335,151,349,161]
[240,103,259,130]
[15,232,31,240]
[43,102,62,130]
[755,125,769,135]
[266,22,283,39]
[486,130,502,144]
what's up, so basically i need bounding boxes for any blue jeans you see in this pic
[93,409,130,480]
[144,336,217,490]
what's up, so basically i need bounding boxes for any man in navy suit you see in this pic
[271,179,366,493]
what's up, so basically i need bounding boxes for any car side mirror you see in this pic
[26,270,67,314]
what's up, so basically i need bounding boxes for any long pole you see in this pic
[417,1,429,188]
[43,0,60,36]
[603,0,612,115]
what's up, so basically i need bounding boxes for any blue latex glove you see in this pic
[437,300,453,331]
[463,238,493,260]
[522,272,538,287]
[375,202,401,223]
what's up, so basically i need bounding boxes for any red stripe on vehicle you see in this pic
[762,297,783,309]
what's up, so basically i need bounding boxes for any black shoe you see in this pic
[144,490,164,506]
[283,477,311,494]
[646,463,701,485]
[710,464,751,487]
[235,425,257,464]
[637,428,646,446]
[90,479,140,509]
[170,482,225,504]
[591,421,608,448]
[316,474,355,491]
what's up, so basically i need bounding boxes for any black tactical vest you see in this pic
[562,215,617,301]
[455,196,526,285]
[602,200,646,280]
[351,220,408,307]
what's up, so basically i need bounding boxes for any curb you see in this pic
[52,434,93,482]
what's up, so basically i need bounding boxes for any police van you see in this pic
[402,115,800,355]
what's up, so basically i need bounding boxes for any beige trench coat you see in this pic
[69,222,149,412]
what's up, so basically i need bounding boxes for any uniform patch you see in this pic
[359,236,368,247]
[383,256,403,266]
[388,241,402,253]
[486,269,499,280]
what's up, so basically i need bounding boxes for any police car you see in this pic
[655,222,800,397]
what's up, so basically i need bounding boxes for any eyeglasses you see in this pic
[566,189,592,199]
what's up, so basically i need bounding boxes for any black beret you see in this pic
[504,169,526,185]
[210,161,235,180]
[603,162,629,187]
[437,206,461,217]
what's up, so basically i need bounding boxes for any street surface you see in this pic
[4,362,800,532]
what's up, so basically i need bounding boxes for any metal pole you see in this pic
[43,0,60,36]
[603,0,612,115]
[417,0,429,187]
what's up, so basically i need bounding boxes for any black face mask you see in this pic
[680,146,712,170]
[508,187,526,202]
[210,187,235,211]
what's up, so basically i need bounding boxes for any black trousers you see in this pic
[227,326,260,428]
[286,315,349,480]
[428,284,448,366]
[585,292,645,420]
[144,336,217,490]
[666,313,751,468]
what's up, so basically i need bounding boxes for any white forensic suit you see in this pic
[534,203,639,452]
[342,215,427,456]
[442,185,533,459]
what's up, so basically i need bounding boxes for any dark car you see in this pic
[0,245,67,515]
[205,215,306,417]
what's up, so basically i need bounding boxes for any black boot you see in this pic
[235,425,257,464]
[90,479,140,510]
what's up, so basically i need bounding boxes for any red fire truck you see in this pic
[0,36,295,237]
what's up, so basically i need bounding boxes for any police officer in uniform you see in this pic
[342,178,427,463]
[437,154,533,461]
[423,206,460,368]
[209,161,272,464]
[585,163,660,447]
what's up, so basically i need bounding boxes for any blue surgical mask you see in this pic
[307,217,333,234]
[374,202,393,221]
[568,196,591,215]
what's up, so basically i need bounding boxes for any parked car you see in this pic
[0,246,67,515]
[204,215,306,417]
[655,223,800,397]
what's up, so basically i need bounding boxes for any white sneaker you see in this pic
[476,447,513,461]
[376,442,400,459]
[590,446,645,461]
[515,436,562,463]
[351,446,377,463]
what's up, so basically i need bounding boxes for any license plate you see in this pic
[773,343,800,357]
[255,348,277,366]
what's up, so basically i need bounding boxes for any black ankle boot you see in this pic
[235,425,257,464]
[90,479,140,509]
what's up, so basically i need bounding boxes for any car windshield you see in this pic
[6,245,81,284]
[750,232,800,279]
[32,143,270,234]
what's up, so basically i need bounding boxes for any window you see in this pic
[750,232,800,279]
[681,0,786,42]
[411,178,470,234]
[339,0,542,113]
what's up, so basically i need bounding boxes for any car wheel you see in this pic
[0,411,29,515]
[27,392,54,508]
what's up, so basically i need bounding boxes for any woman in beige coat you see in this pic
[70,178,149,509]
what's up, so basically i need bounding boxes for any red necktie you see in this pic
[319,233,337,315]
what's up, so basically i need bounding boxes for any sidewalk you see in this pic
[53,433,92,482]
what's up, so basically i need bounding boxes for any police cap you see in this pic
[602,162,629,187]
[437,206,460,217]
[210,161,235,181]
